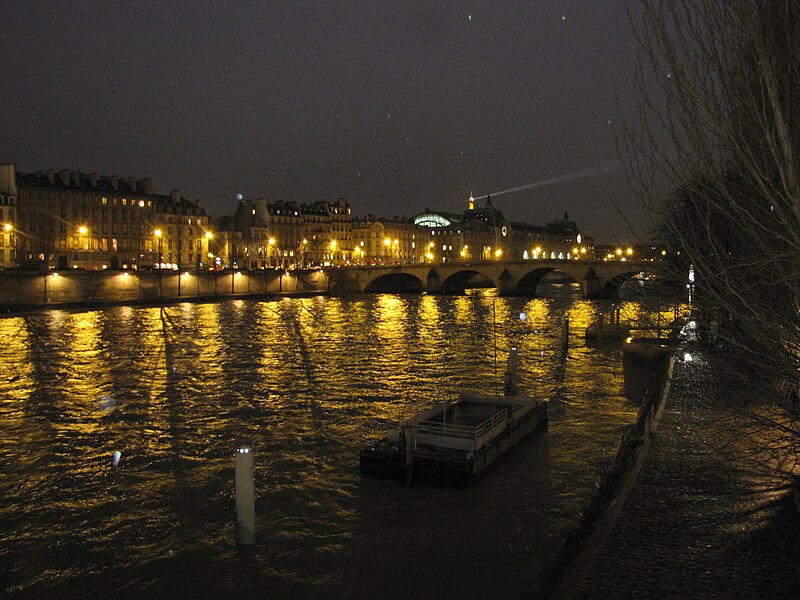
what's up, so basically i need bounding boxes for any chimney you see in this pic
[0,164,18,196]
[171,190,181,203]
[58,169,69,186]
[71,171,81,187]
[139,178,153,195]
[127,176,137,191]
[110,175,119,190]
[89,172,98,188]
[45,169,55,185]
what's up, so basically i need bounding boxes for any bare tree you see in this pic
[624,1,800,406]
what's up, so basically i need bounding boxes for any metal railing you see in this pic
[416,406,514,451]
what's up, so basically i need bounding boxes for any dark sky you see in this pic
[1,1,652,243]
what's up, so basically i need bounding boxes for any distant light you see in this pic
[519,312,527,322]
[236,193,243,200]
[111,450,122,468]
[683,353,693,363]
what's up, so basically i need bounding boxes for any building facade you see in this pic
[1,162,597,272]
[0,164,211,271]
[413,195,594,263]
[0,165,18,268]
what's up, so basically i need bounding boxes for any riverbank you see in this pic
[539,344,800,599]
[0,268,329,313]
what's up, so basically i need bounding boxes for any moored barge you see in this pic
[360,349,548,486]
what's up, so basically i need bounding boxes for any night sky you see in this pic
[1,1,653,243]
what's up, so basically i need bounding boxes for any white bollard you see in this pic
[235,443,256,546]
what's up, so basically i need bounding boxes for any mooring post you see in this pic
[561,316,570,353]
[504,346,519,396]
[402,426,414,485]
[235,442,256,546]
[597,311,604,340]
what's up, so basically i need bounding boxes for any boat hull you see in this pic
[360,401,548,486]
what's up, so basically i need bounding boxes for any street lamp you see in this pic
[329,240,337,265]
[268,237,276,268]
[77,225,89,268]
[299,238,308,268]
[154,229,163,298]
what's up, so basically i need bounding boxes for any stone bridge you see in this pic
[327,259,662,298]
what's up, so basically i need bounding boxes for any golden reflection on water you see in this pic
[0,293,662,599]
[566,300,595,330]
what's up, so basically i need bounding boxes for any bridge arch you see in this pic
[440,269,497,294]
[363,272,425,293]
[599,270,644,299]
[510,267,580,296]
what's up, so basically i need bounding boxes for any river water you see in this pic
[1,285,662,599]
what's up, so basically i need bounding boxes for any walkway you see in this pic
[549,348,800,599]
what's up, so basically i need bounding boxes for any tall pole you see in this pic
[154,229,163,300]
[493,296,498,398]
[235,443,256,546]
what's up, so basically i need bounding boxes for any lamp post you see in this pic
[329,239,337,266]
[78,225,88,269]
[154,228,163,299]
[268,237,276,268]
[5,224,19,303]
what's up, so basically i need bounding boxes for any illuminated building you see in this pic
[412,195,594,262]
[352,215,418,264]
[213,197,353,268]
[0,165,18,268]
[0,164,209,270]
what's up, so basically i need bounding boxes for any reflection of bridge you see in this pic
[328,259,663,298]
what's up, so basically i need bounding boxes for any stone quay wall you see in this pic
[0,269,329,310]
